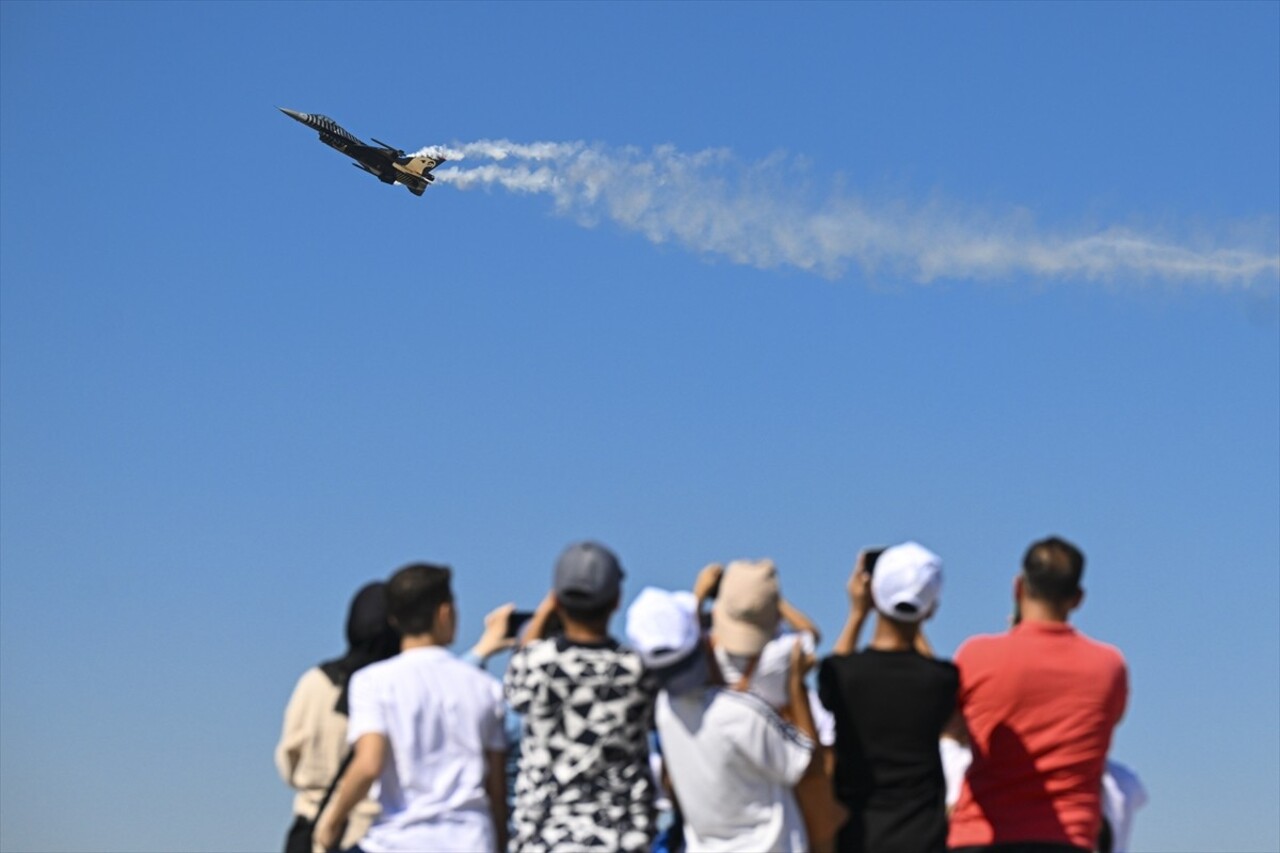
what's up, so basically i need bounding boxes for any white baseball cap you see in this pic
[871,542,943,623]
[625,587,700,670]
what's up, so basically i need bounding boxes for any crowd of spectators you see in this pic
[277,535,1144,853]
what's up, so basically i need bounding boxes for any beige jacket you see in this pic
[276,667,380,851]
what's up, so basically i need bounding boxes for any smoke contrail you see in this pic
[414,140,1280,289]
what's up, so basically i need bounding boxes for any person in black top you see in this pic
[818,542,959,853]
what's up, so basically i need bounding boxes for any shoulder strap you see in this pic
[311,748,355,830]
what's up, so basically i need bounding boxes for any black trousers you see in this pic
[285,815,312,853]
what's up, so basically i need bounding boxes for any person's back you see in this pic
[948,537,1127,853]
[657,686,812,853]
[948,624,1126,849]
[819,542,957,853]
[315,563,508,853]
[942,746,1145,853]
[276,581,399,853]
[277,669,381,850]
[821,651,957,851]
[505,541,657,852]
[349,647,506,850]
[626,585,816,853]
[506,635,657,849]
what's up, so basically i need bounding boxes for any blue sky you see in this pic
[1,3,1277,851]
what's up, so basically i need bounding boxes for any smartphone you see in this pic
[506,610,565,639]
[505,610,535,639]
[863,547,887,576]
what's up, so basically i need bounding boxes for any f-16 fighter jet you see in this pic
[279,108,444,196]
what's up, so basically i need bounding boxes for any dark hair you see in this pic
[387,563,453,636]
[320,581,400,715]
[1021,536,1085,605]
[557,594,617,630]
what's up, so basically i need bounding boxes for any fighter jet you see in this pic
[279,108,444,196]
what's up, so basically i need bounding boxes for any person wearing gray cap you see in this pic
[503,541,658,853]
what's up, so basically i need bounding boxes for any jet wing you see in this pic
[370,138,405,156]
[345,143,397,164]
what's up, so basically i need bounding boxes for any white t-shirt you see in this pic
[807,687,835,748]
[715,631,816,710]
[656,687,813,853]
[1102,759,1148,853]
[348,646,507,853]
[940,736,973,809]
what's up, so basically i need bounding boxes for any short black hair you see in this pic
[387,563,453,636]
[556,594,617,631]
[1021,536,1085,605]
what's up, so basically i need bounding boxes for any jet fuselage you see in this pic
[279,108,444,196]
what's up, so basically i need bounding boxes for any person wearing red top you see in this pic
[948,537,1127,853]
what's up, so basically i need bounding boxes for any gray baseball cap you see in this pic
[553,541,624,610]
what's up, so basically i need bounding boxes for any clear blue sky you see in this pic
[2,3,1277,851]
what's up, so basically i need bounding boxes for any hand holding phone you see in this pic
[505,610,535,639]
[506,607,563,642]
[468,603,518,662]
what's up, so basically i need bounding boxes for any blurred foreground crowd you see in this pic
[276,536,1146,853]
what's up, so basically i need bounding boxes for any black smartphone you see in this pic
[505,610,535,639]
[506,610,565,639]
[863,547,887,575]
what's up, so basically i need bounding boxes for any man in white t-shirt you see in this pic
[315,563,508,853]
[627,586,819,853]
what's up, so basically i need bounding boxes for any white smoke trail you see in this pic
[415,140,584,163]
[416,140,1279,289]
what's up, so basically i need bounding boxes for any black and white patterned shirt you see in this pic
[504,636,658,852]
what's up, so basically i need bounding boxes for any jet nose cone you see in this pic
[278,107,309,123]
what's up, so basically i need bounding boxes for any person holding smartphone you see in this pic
[818,543,959,853]
[504,541,659,853]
